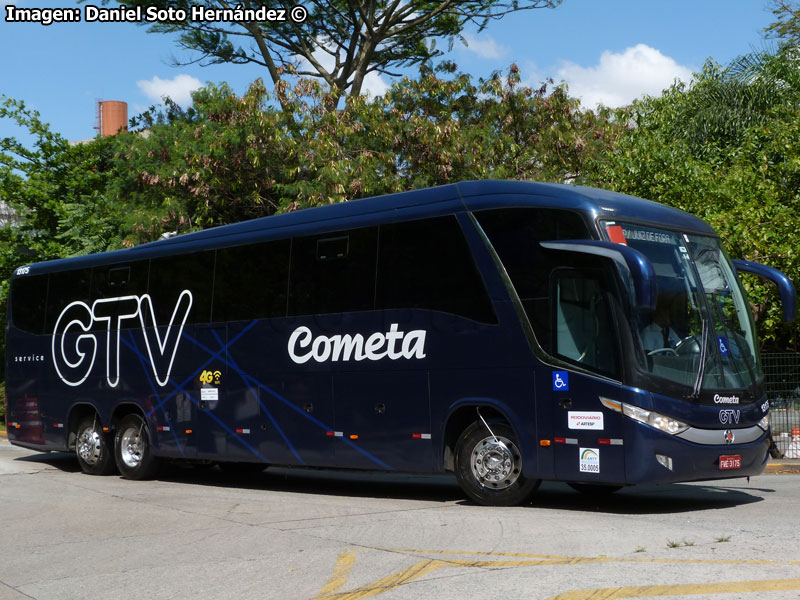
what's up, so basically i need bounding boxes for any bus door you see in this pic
[547,269,626,485]
[333,370,431,471]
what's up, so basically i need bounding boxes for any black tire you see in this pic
[75,417,117,476]
[454,421,539,506]
[567,482,623,495]
[114,414,161,480]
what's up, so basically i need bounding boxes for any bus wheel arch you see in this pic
[446,405,539,506]
[443,404,520,471]
[69,404,116,476]
[113,411,161,480]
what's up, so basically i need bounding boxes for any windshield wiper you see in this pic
[691,317,709,399]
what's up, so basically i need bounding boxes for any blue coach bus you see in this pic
[5,181,796,505]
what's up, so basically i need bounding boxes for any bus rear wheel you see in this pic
[114,414,161,480]
[75,417,116,476]
[455,421,539,506]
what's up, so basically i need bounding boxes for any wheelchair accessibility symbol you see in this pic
[553,371,569,391]
[718,336,729,355]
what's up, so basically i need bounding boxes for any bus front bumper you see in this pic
[624,424,770,485]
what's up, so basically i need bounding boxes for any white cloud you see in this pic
[136,74,203,106]
[556,44,694,108]
[461,33,509,60]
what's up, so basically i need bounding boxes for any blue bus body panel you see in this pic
[7,181,764,487]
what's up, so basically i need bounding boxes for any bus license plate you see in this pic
[719,455,741,470]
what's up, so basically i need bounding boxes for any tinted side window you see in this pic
[214,240,290,321]
[289,227,378,316]
[377,216,496,323]
[92,261,149,299]
[45,268,92,332]
[11,274,48,334]
[148,252,214,324]
[476,208,589,345]
[553,269,620,378]
[89,261,150,330]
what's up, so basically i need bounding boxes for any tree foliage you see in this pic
[106,64,617,240]
[585,48,800,349]
[84,0,560,102]
[764,0,800,45]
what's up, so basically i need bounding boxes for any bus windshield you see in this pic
[608,222,761,397]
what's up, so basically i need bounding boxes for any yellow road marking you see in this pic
[317,550,358,596]
[314,559,446,600]
[315,548,800,600]
[546,578,800,599]
[392,548,800,567]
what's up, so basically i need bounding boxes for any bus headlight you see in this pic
[757,414,770,431]
[601,398,689,435]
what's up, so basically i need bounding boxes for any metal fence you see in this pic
[762,353,800,458]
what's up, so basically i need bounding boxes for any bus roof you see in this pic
[17,180,716,276]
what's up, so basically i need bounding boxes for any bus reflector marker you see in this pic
[412,433,431,439]
[599,438,624,445]
[326,431,343,437]
[349,434,359,440]
[235,428,250,435]
[157,426,171,432]
[54,423,64,429]
[541,439,551,446]
[185,429,193,434]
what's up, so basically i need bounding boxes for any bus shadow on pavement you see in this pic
[160,463,468,503]
[11,453,770,511]
[14,451,81,473]
[532,480,768,514]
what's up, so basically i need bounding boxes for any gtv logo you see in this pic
[52,291,192,388]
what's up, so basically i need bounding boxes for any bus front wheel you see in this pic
[455,421,539,506]
[75,417,116,476]
[114,414,161,480]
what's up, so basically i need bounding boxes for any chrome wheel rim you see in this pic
[470,435,521,490]
[119,426,144,469]
[77,427,103,465]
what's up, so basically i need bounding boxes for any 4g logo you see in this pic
[199,370,222,385]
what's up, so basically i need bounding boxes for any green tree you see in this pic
[110,64,618,239]
[0,96,130,381]
[765,0,800,45]
[84,0,560,103]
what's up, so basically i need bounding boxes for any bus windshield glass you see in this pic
[607,223,761,396]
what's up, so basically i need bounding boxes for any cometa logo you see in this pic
[288,323,426,364]
[52,291,192,388]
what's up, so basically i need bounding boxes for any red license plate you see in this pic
[719,455,742,470]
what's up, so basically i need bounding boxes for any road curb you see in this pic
[765,460,800,474]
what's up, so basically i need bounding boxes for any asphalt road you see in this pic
[1,438,800,600]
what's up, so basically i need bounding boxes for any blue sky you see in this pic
[0,1,780,143]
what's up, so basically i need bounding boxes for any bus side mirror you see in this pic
[540,240,657,312]
[733,259,797,323]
